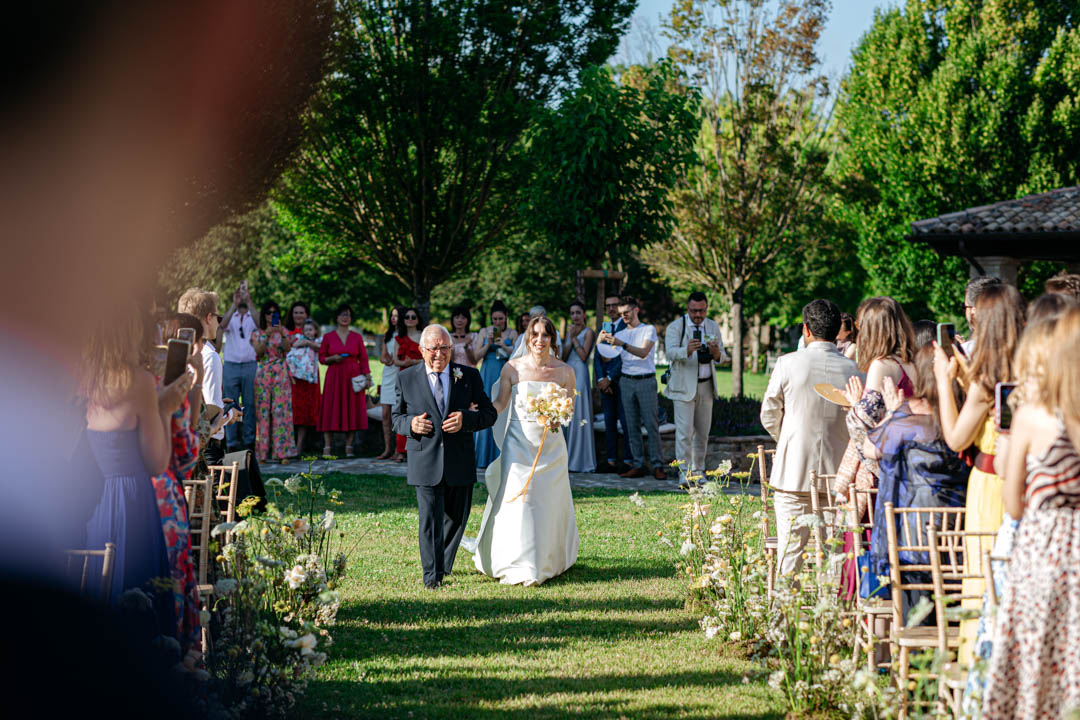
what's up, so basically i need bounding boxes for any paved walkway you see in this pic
[260,455,758,494]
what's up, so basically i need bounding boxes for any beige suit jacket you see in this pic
[663,316,727,402]
[759,341,860,492]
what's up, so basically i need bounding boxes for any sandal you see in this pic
[345,445,354,457]
[322,446,332,457]
[393,453,405,463]
[375,450,392,460]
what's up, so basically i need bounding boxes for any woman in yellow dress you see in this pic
[933,283,1025,664]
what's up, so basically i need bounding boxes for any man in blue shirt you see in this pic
[594,294,634,474]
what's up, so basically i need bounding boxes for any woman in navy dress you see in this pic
[473,300,517,468]
[79,308,190,621]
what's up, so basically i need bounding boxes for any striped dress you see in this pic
[984,421,1080,719]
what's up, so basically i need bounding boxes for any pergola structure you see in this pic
[908,185,1080,284]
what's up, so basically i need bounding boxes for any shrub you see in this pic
[709,396,766,437]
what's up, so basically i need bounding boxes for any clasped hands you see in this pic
[411,410,466,435]
[842,374,906,412]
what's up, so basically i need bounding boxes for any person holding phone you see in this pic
[597,296,664,480]
[251,300,296,463]
[318,303,371,457]
[933,282,1025,665]
[561,300,597,473]
[472,300,516,468]
[155,313,206,655]
[664,291,727,484]
[79,304,193,612]
[220,282,258,452]
[981,308,1080,718]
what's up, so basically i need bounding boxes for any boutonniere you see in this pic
[452,367,463,384]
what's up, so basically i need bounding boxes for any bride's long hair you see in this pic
[525,316,558,357]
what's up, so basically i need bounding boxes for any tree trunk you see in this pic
[750,313,761,375]
[413,285,432,326]
[731,286,744,398]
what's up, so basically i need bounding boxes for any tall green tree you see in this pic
[275,0,636,319]
[525,62,698,270]
[159,203,401,327]
[642,0,833,397]
[835,0,1080,317]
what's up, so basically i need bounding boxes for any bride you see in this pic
[464,315,580,585]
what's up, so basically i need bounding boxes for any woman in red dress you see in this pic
[318,304,371,457]
[285,301,321,454]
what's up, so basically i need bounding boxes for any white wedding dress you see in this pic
[464,380,580,585]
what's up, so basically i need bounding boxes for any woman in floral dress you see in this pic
[154,313,205,655]
[252,300,296,463]
[984,307,1080,718]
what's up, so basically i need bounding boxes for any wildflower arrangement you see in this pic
[206,460,350,718]
[673,459,771,647]
[762,516,897,719]
[507,382,575,502]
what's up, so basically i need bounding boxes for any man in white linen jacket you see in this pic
[664,291,728,479]
[759,298,859,576]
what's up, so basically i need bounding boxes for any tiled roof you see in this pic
[910,186,1080,236]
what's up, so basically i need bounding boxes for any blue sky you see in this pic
[613,0,894,83]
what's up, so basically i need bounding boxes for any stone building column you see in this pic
[971,255,1020,285]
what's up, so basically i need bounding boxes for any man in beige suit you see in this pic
[760,299,859,576]
[664,291,728,481]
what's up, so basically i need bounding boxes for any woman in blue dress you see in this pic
[473,300,517,468]
[560,300,597,472]
[79,308,190,623]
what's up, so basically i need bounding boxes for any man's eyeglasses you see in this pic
[424,345,452,353]
[605,302,619,308]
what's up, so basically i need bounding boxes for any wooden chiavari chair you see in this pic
[927,526,998,718]
[850,486,891,671]
[756,444,777,599]
[883,503,966,719]
[63,543,117,604]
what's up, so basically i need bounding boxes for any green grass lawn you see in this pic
[292,472,783,719]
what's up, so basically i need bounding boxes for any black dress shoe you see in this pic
[614,462,631,474]
[595,461,614,474]
[422,579,442,590]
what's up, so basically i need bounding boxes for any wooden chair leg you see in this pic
[898,645,910,720]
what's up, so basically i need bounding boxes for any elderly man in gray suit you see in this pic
[760,299,859,576]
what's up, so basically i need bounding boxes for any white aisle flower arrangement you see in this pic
[206,459,352,718]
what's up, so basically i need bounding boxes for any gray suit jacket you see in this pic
[759,342,860,492]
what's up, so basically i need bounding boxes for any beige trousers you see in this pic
[673,381,713,475]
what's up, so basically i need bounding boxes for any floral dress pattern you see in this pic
[254,328,297,461]
[984,422,1080,718]
[151,396,202,653]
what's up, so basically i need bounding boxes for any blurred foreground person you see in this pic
[0,3,331,710]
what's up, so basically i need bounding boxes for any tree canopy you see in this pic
[525,62,698,267]
[643,0,834,396]
[274,0,636,319]
[834,0,1080,319]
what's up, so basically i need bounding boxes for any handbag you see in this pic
[351,374,369,393]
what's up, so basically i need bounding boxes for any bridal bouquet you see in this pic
[507,382,575,502]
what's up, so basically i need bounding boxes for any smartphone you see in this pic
[163,338,191,385]
[602,321,612,334]
[995,382,1017,431]
[177,327,196,345]
[271,310,281,327]
[937,323,956,358]
[151,345,168,378]
[693,328,702,341]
